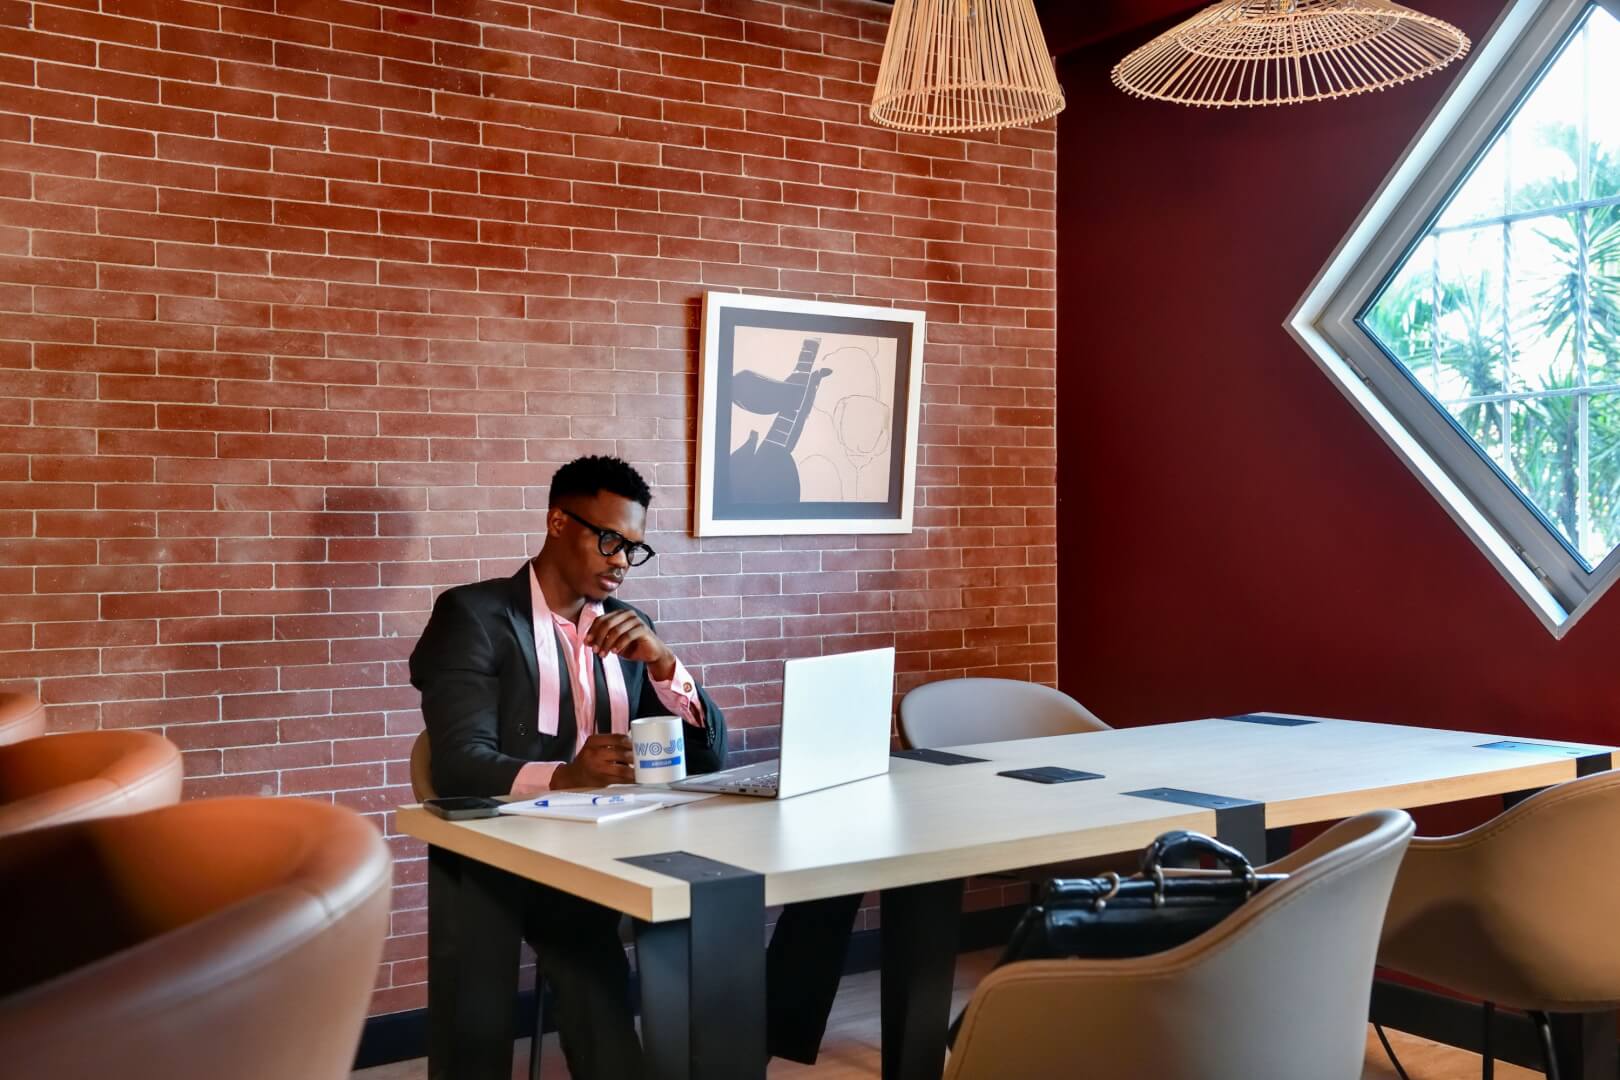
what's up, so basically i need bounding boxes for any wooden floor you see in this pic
[355,949,1538,1079]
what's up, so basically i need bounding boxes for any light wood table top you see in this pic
[397,715,1610,923]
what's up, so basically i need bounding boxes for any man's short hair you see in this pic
[548,455,653,508]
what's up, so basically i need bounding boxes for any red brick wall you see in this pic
[0,0,1056,1014]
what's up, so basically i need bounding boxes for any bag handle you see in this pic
[1139,830,1254,876]
[1139,830,1258,902]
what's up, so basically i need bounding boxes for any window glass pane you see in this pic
[1589,8,1620,199]
[1449,391,1508,467]
[1588,391,1620,560]
[1434,226,1506,407]
[1508,213,1580,394]
[1438,140,1507,229]
[1365,235,1438,386]
[1508,396,1582,554]
[1590,206,1620,384]
[1507,29,1583,214]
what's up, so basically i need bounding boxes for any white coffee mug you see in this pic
[630,715,687,785]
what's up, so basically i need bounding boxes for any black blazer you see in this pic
[409,565,727,798]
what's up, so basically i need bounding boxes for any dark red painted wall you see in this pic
[1056,0,1620,751]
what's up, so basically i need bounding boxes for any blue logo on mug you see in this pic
[635,734,683,766]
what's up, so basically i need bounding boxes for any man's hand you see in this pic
[585,609,676,681]
[551,733,635,789]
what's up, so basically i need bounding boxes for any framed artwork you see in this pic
[694,291,925,536]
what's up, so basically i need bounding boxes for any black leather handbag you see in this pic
[1001,830,1285,962]
[948,830,1284,1044]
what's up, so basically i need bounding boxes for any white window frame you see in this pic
[1289,0,1620,638]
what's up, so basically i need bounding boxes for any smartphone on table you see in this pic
[423,796,503,820]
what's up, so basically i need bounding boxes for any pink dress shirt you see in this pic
[510,566,704,796]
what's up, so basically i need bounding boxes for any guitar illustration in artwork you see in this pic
[728,336,833,504]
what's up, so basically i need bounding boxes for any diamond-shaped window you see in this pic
[1363,3,1620,570]
[1292,0,1620,636]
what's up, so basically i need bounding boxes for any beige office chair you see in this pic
[0,691,45,745]
[899,677,1109,749]
[0,796,391,1079]
[901,678,1117,882]
[945,809,1414,1080]
[1379,770,1620,1079]
[0,729,183,837]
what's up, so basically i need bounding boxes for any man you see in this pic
[410,455,858,1079]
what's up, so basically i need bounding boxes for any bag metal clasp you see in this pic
[1090,872,1122,913]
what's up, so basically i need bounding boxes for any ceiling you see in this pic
[868,0,1208,57]
[1036,0,1207,56]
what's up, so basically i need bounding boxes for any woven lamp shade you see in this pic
[870,0,1065,134]
[1112,0,1470,108]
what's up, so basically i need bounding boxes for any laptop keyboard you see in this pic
[723,769,778,791]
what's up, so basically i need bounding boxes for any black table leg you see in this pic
[881,878,964,1080]
[427,846,524,1080]
[1502,788,1541,810]
[626,852,766,1080]
[1550,1010,1619,1080]
[1208,802,1268,864]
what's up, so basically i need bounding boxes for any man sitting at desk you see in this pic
[410,454,858,1079]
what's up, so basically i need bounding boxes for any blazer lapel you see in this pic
[505,564,539,695]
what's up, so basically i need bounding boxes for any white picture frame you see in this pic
[694,291,925,537]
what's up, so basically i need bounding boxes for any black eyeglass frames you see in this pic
[559,509,656,566]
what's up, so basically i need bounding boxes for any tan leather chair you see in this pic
[0,796,391,1079]
[0,691,45,745]
[945,809,1415,1080]
[411,727,437,801]
[0,729,182,837]
[1379,770,1620,1077]
[900,677,1109,749]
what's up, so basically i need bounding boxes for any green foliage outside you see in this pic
[1365,118,1620,567]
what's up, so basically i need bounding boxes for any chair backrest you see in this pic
[0,691,45,746]
[945,809,1414,1080]
[1380,768,1620,1011]
[409,730,437,802]
[0,796,392,1080]
[0,730,183,838]
[899,677,1108,749]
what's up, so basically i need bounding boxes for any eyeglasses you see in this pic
[560,509,656,567]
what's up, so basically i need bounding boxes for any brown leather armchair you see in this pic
[0,729,183,837]
[0,691,45,745]
[0,796,392,1079]
[1379,769,1620,1078]
[945,809,1415,1080]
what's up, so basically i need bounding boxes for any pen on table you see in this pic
[531,795,629,807]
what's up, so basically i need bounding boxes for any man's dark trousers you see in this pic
[527,884,862,1078]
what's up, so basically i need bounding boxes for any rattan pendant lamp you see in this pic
[870,0,1065,133]
[1112,0,1470,108]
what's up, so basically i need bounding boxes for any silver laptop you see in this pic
[672,646,894,799]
